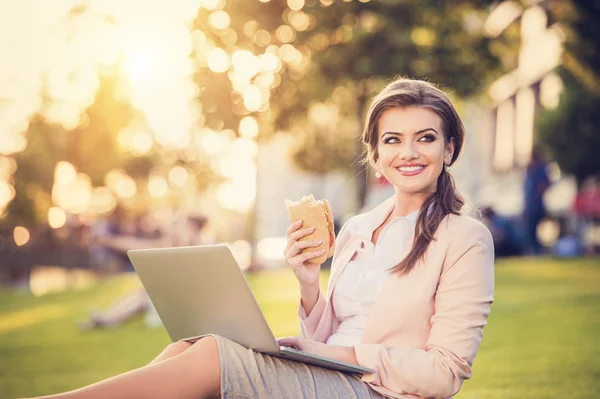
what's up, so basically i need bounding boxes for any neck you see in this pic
[391,190,433,217]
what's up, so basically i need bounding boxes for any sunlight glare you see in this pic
[0,180,16,209]
[201,0,226,10]
[115,175,137,199]
[54,162,77,186]
[169,166,189,187]
[148,175,168,198]
[259,53,280,72]
[48,207,67,229]
[131,130,154,155]
[208,48,231,73]
[89,187,117,215]
[209,11,231,30]
[200,129,230,155]
[232,50,261,81]
[287,0,305,11]
[122,48,161,88]
[216,179,256,212]
[242,85,263,112]
[13,226,30,246]
[276,25,295,44]
[239,116,259,139]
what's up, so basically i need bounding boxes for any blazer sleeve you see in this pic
[298,217,354,339]
[354,222,495,398]
[298,290,327,338]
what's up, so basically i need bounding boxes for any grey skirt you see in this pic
[208,334,386,399]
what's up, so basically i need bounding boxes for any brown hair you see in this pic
[362,78,465,274]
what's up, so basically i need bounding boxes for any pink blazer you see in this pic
[298,196,495,399]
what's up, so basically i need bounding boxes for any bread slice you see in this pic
[284,195,335,265]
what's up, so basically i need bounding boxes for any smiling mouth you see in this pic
[395,165,427,176]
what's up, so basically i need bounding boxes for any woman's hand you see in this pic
[277,337,359,366]
[283,220,325,287]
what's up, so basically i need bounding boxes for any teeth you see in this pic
[397,166,424,172]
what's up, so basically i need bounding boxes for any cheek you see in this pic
[422,144,446,164]
[378,148,396,166]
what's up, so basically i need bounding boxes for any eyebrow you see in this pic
[381,128,439,137]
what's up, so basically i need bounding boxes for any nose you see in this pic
[397,140,419,161]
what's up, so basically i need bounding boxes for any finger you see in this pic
[285,220,303,238]
[284,227,316,255]
[288,226,315,243]
[288,240,322,255]
[277,337,299,347]
[277,336,297,343]
[278,337,306,350]
[289,249,325,266]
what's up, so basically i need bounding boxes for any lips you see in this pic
[394,164,427,176]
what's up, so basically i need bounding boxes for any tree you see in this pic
[283,0,504,206]
[537,71,600,186]
[192,0,506,207]
[3,0,508,227]
[3,77,135,226]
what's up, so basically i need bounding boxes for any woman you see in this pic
[34,78,494,399]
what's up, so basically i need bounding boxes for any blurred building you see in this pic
[458,0,577,220]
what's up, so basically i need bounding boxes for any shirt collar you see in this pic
[349,195,420,242]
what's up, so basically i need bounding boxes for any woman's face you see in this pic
[375,106,454,195]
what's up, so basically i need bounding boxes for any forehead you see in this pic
[378,106,442,137]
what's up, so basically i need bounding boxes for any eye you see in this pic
[383,137,401,144]
[417,134,436,142]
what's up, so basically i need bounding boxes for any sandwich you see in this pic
[284,195,335,265]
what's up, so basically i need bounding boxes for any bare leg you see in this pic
[96,289,150,326]
[34,337,221,399]
[80,289,150,330]
[149,340,192,365]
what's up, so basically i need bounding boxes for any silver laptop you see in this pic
[127,245,373,375]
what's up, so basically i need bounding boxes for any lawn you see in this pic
[0,257,599,398]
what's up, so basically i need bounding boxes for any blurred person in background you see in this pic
[552,217,584,258]
[572,176,600,254]
[79,211,208,331]
[34,79,494,399]
[88,207,131,275]
[522,146,551,255]
[481,207,523,257]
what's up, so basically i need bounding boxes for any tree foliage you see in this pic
[537,70,600,184]
[281,0,504,204]
[5,0,508,225]
[193,0,504,143]
[538,0,600,184]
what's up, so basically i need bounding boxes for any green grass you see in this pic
[0,258,599,398]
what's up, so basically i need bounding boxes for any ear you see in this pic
[373,156,381,172]
[444,138,455,166]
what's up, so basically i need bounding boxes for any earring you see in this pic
[444,163,451,172]
[375,171,382,178]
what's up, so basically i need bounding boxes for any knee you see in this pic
[191,336,218,353]
[186,336,220,361]
[168,340,193,353]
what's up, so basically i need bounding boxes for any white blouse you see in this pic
[326,208,418,347]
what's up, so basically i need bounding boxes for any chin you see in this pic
[391,182,432,195]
